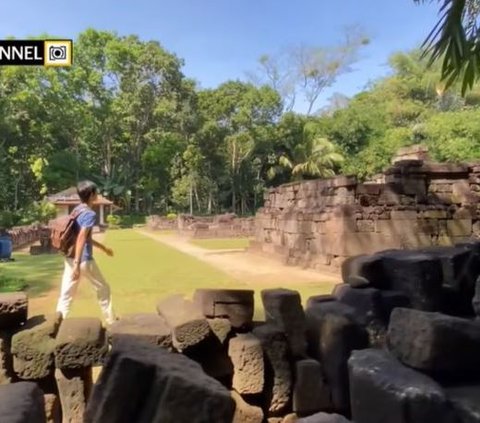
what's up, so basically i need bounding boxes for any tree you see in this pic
[250,26,369,114]
[415,0,480,93]
[272,122,344,179]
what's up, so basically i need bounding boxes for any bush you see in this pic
[19,200,57,226]
[166,212,177,220]
[118,214,146,228]
[0,211,20,229]
[106,214,122,228]
[0,270,26,293]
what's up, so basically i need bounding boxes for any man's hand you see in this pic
[72,264,81,281]
[104,247,114,257]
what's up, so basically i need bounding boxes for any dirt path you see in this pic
[138,230,340,286]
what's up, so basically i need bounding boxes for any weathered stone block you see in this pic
[228,333,264,395]
[0,292,27,330]
[293,359,331,417]
[349,349,457,423]
[193,289,254,329]
[157,294,211,352]
[340,254,388,289]
[388,308,480,380]
[252,324,292,417]
[305,301,368,414]
[85,338,235,423]
[54,318,108,369]
[381,251,444,310]
[207,318,232,344]
[108,313,172,349]
[0,331,14,384]
[297,412,351,422]
[420,246,478,315]
[446,385,480,423]
[55,367,92,423]
[261,289,307,358]
[231,390,264,423]
[0,382,46,423]
[12,313,62,380]
[355,219,374,232]
[306,295,335,309]
[378,290,411,321]
[447,219,472,237]
[44,393,61,423]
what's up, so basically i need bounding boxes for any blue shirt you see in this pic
[74,205,96,262]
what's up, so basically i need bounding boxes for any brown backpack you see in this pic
[49,207,85,257]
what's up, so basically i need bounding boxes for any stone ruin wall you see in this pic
[253,160,480,269]
[147,213,255,238]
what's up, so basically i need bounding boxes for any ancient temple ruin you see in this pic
[253,147,480,269]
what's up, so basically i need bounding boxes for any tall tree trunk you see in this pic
[189,180,193,215]
[194,184,200,213]
[231,184,236,214]
[207,191,212,215]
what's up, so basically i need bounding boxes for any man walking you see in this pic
[56,180,116,325]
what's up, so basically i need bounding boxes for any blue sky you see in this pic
[0,0,439,112]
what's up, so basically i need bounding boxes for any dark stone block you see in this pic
[305,301,368,414]
[252,324,292,417]
[182,332,233,385]
[0,330,15,384]
[297,412,351,422]
[108,313,172,349]
[12,313,62,379]
[473,276,480,317]
[293,359,331,417]
[381,251,444,311]
[345,275,370,288]
[446,385,480,423]
[157,294,211,352]
[0,293,28,330]
[54,318,108,369]
[0,381,46,423]
[378,290,411,322]
[306,295,335,309]
[340,254,386,289]
[84,338,235,423]
[193,289,254,330]
[420,246,478,316]
[261,288,307,358]
[388,308,480,381]
[333,285,386,347]
[349,349,458,423]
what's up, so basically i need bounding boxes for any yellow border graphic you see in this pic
[44,40,73,67]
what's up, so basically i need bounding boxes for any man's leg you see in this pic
[82,260,115,325]
[56,259,80,319]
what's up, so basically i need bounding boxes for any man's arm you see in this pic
[92,239,113,256]
[72,227,89,280]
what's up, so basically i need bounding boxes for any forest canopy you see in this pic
[1,29,480,225]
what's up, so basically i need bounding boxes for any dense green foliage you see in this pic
[1,29,480,225]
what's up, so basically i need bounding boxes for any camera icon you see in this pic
[49,46,66,61]
[44,40,72,67]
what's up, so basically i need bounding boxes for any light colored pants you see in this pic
[56,259,115,324]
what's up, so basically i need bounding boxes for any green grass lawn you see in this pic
[190,238,252,250]
[0,253,63,296]
[1,230,333,321]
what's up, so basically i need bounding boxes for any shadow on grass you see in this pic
[0,252,63,297]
